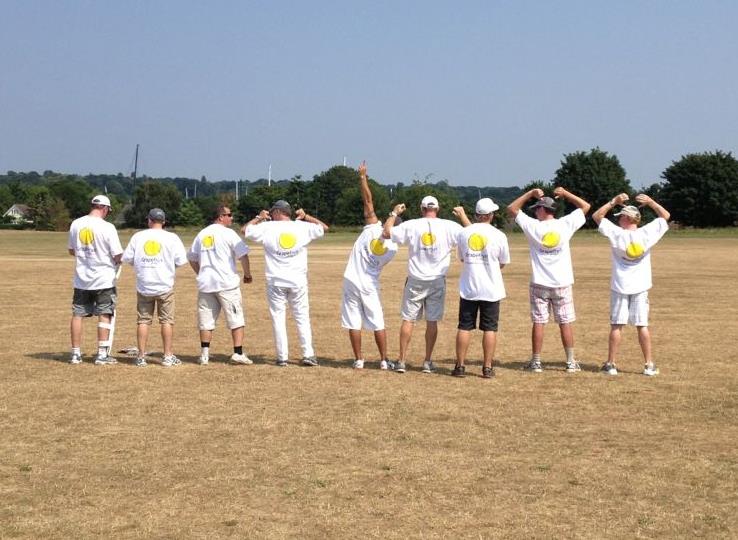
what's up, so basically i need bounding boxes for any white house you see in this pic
[3,204,32,223]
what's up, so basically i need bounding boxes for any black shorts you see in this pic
[457,297,500,332]
[72,287,117,317]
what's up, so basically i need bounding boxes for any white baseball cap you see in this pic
[91,194,112,207]
[475,197,499,215]
[420,195,439,209]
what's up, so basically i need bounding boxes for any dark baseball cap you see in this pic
[529,197,557,211]
[148,208,166,221]
[270,200,292,213]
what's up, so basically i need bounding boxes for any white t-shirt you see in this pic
[516,209,586,288]
[188,223,250,293]
[598,217,669,294]
[456,223,511,302]
[68,215,123,290]
[390,217,463,281]
[122,228,188,296]
[244,220,324,288]
[343,222,398,293]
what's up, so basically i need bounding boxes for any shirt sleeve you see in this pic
[598,218,617,240]
[562,208,586,233]
[173,235,188,266]
[499,234,511,265]
[243,222,264,242]
[108,226,123,256]
[389,222,409,245]
[227,229,250,258]
[447,220,463,246]
[188,235,201,262]
[305,221,325,242]
[121,238,135,265]
[642,217,669,245]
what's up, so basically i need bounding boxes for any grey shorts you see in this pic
[400,277,446,322]
[72,287,117,317]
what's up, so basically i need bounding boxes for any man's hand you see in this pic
[635,194,652,206]
[259,209,271,221]
[295,208,306,220]
[393,203,406,215]
[553,187,568,199]
[532,188,545,199]
[359,160,367,179]
[243,274,253,284]
[452,206,466,218]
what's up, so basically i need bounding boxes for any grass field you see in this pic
[1,228,736,539]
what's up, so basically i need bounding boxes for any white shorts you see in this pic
[610,290,649,326]
[198,288,245,331]
[341,279,385,331]
[400,277,446,322]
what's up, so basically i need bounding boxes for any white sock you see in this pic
[98,346,107,357]
[201,347,209,357]
[72,347,81,356]
[565,348,575,362]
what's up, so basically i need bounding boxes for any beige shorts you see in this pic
[198,288,245,331]
[137,290,175,325]
[400,277,446,322]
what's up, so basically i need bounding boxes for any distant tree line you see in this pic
[2,149,737,230]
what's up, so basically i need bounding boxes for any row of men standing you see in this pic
[67,165,669,377]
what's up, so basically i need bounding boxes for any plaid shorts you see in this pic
[529,283,576,324]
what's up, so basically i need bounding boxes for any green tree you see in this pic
[309,166,358,223]
[28,186,71,231]
[553,148,632,218]
[660,150,738,227]
[48,177,94,218]
[392,177,460,220]
[125,182,182,227]
[175,199,205,227]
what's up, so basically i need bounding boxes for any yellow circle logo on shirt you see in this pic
[541,231,560,249]
[421,232,436,246]
[467,233,487,252]
[202,235,215,249]
[79,228,94,245]
[370,238,388,256]
[625,242,645,259]
[279,233,297,250]
[143,240,161,256]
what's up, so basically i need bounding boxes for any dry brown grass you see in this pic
[0,229,736,539]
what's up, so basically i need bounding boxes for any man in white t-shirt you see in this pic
[507,187,590,373]
[242,200,328,367]
[592,193,670,376]
[188,205,253,366]
[341,161,398,370]
[382,195,465,374]
[122,208,188,367]
[68,194,123,365]
[451,198,510,379]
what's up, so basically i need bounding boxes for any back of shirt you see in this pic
[515,209,585,288]
[598,217,669,294]
[244,220,324,288]
[122,229,188,295]
[343,222,398,293]
[68,215,123,290]
[390,217,463,281]
[457,223,510,302]
[189,223,249,293]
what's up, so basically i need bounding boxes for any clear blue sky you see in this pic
[1,1,736,187]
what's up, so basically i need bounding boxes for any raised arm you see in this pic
[553,186,591,215]
[359,161,378,225]
[635,194,670,221]
[507,188,544,218]
[242,209,271,235]
[382,203,405,238]
[452,206,472,227]
[592,192,629,225]
[295,208,329,232]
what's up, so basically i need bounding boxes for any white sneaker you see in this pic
[134,357,147,367]
[600,362,618,375]
[70,353,82,365]
[230,353,253,365]
[643,363,659,376]
[380,360,389,370]
[198,354,209,366]
[352,359,364,369]
[421,361,436,373]
[161,355,180,367]
[566,360,582,373]
[94,354,117,365]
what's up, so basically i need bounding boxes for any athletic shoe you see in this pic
[198,354,209,366]
[69,353,82,365]
[94,354,117,366]
[421,361,436,374]
[134,357,147,368]
[600,362,618,375]
[230,353,253,365]
[161,355,180,367]
[302,356,319,367]
[643,363,659,377]
[566,360,582,373]
[522,359,543,373]
[451,365,466,378]
[482,366,494,379]
[276,359,288,367]
[352,359,364,369]
[379,360,390,370]
[393,361,406,373]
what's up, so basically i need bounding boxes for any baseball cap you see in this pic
[475,197,499,215]
[529,197,556,211]
[147,208,166,221]
[420,195,439,209]
[270,199,292,213]
[91,194,112,208]
[614,205,641,222]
